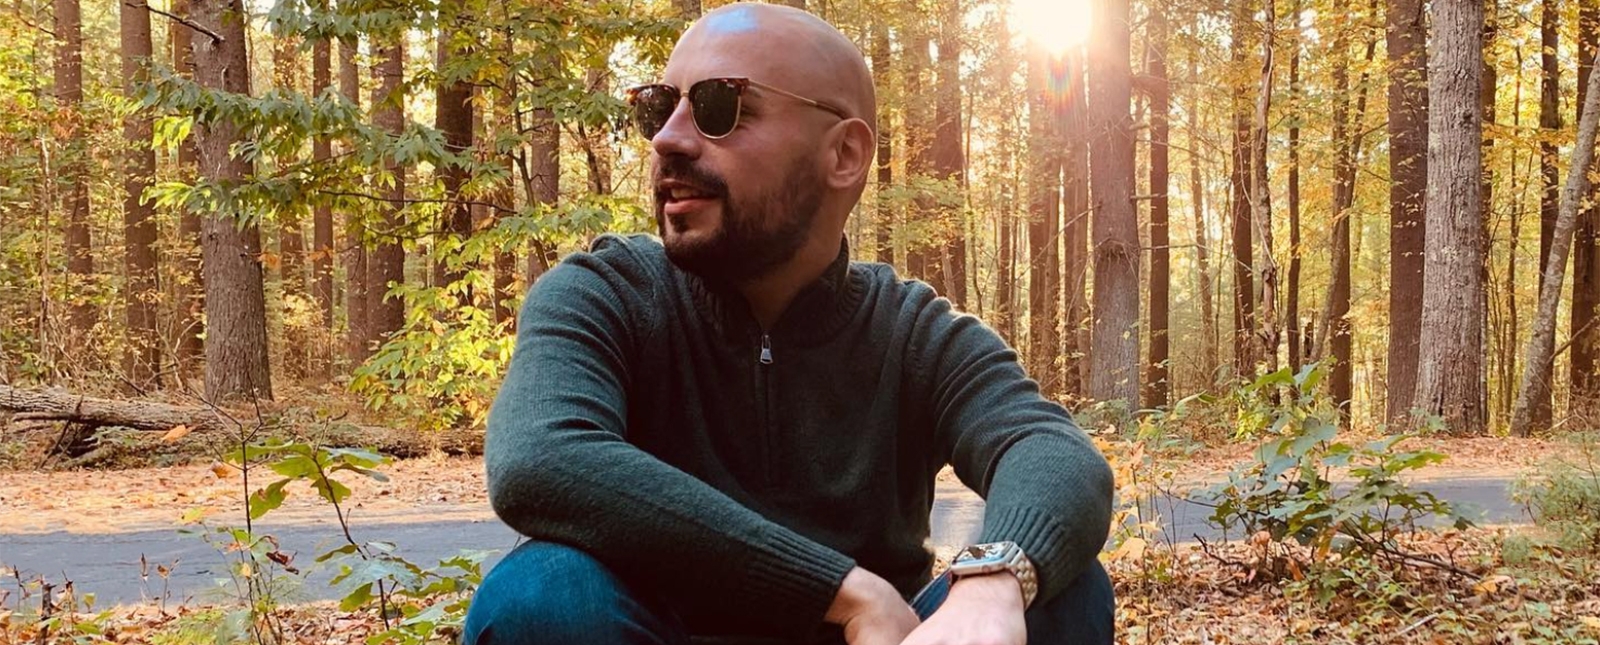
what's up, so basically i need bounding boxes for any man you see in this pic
[464,4,1114,644]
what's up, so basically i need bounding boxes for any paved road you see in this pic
[0,478,1527,606]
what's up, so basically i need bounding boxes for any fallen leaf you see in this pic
[160,425,192,443]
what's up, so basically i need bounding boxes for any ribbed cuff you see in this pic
[979,505,1073,597]
[741,526,857,631]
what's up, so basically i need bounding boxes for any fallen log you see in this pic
[0,385,483,458]
[0,384,234,434]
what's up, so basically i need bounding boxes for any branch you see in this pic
[130,0,223,44]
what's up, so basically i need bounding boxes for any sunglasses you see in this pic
[625,77,849,140]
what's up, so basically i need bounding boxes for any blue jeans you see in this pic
[462,541,1114,645]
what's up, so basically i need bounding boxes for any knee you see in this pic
[1027,560,1115,645]
[462,541,676,645]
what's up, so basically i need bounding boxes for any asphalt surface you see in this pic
[0,477,1527,606]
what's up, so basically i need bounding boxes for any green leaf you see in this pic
[248,479,291,520]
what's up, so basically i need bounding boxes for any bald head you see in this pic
[668,3,877,138]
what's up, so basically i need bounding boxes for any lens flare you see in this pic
[1011,0,1092,58]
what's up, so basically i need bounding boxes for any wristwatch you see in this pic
[948,541,1038,609]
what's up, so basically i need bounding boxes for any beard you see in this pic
[653,153,823,284]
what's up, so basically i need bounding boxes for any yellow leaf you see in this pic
[210,462,232,479]
[1581,616,1600,633]
[1111,537,1147,562]
[161,424,192,443]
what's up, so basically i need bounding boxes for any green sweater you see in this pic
[485,234,1112,638]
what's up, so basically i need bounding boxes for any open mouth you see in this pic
[658,181,721,216]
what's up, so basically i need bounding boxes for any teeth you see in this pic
[669,187,705,200]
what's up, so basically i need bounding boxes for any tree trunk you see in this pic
[582,67,614,196]
[1189,48,1218,386]
[55,0,93,337]
[1415,0,1486,434]
[340,35,369,363]
[434,0,475,294]
[1026,44,1061,396]
[274,30,305,301]
[368,37,406,347]
[1229,0,1256,377]
[1063,50,1090,398]
[169,0,204,376]
[1145,7,1170,408]
[1512,57,1600,436]
[193,0,273,402]
[1251,0,1279,378]
[1520,0,1560,428]
[1323,2,1379,419]
[311,13,334,345]
[932,0,967,309]
[524,65,560,287]
[121,0,161,388]
[1572,3,1600,404]
[872,20,894,266]
[1385,0,1427,421]
[1088,0,1138,406]
[904,24,933,282]
[1286,0,1303,369]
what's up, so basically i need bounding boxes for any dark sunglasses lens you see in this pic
[630,86,677,140]
[689,80,741,138]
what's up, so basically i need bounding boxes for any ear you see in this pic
[822,118,876,191]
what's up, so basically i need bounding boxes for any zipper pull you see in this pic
[759,334,774,365]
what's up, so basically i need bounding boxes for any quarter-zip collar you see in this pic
[684,236,866,345]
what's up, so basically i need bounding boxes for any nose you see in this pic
[650,96,704,160]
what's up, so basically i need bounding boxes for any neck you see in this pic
[737,233,841,330]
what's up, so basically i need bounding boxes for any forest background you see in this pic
[5,0,1600,641]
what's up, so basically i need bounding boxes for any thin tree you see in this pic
[1520,0,1560,427]
[871,19,894,266]
[931,0,967,309]
[121,0,161,387]
[1250,0,1279,376]
[1228,0,1256,376]
[1088,0,1139,406]
[1026,42,1061,395]
[55,0,92,336]
[170,0,204,375]
[1286,0,1304,368]
[368,36,406,346]
[1144,5,1170,408]
[341,33,368,363]
[1385,0,1427,420]
[1063,48,1090,397]
[274,27,305,300]
[1513,60,1600,436]
[311,0,335,339]
[1415,0,1486,434]
[192,0,273,401]
[1188,47,1218,385]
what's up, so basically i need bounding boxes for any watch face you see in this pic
[958,543,1011,565]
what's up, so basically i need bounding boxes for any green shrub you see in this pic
[1513,433,1600,555]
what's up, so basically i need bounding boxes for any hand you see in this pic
[898,573,1027,645]
[825,567,921,645]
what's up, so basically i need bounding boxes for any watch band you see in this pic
[948,541,1039,609]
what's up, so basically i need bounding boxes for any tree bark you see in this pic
[1323,2,1379,419]
[1229,0,1256,377]
[1063,50,1090,398]
[1088,0,1139,406]
[1026,43,1061,396]
[872,20,894,266]
[433,0,475,293]
[1385,0,1427,421]
[274,29,305,300]
[522,58,560,287]
[1286,0,1303,369]
[1189,48,1218,386]
[1415,0,1486,434]
[932,0,967,309]
[340,35,369,363]
[169,0,204,376]
[193,0,274,402]
[121,0,161,388]
[55,0,93,337]
[1145,7,1170,408]
[1251,0,1279,378]
[1512,55,1600,436]
[1572,3,1600,403]
[904,24,933,282]
[368,37,406,347]
[311,9,334,341]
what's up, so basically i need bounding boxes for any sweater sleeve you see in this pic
[484,241,856,634]
[915,294,1114,603]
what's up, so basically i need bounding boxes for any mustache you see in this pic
[653,155,729,198]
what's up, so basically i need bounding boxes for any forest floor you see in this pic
[1,434,1596,644]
